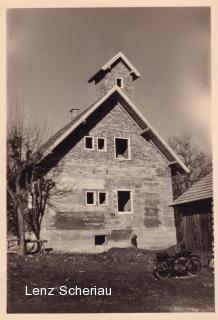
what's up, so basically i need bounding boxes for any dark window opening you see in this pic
[86,191,95,205]
[117,191,132,212]
[116,77,123,88]
[85,136,93,149]
[99,192,107,205]
[115,138,130,159]
[97,138,106,151]
[95,235,106,245]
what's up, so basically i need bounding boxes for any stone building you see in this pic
[37,52,189,252]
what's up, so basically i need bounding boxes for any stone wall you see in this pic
[41,102,176,252]
[95,60,135,100]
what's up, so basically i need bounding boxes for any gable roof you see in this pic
[88,52,141,83]
[36,86,189,175]
[172,172,213,206]
[37,99,101,156]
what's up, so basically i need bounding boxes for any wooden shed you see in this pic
[172,173,213,266]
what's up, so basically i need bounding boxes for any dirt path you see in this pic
[7,248,215,313]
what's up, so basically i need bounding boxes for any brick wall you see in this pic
[42,102,176,251]
[95,60,134,100]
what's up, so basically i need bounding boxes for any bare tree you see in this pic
[7,108,49,255]
[168,135,212,199]
[25,162,72,251]
[7,107,72,254]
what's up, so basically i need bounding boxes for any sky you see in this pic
[7,7,211,152]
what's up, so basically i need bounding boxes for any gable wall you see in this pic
[42,103,176,251]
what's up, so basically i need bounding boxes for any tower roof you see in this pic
[88,52,141,83]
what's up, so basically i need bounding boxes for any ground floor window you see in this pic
[85,191,96,205]
[117,190,133,213]
[98,192,108,205]
[95,235,107,245]
[85,191,108,206]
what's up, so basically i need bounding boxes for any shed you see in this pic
[172,172,213,266]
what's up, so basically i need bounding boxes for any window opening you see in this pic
[98,192,108,205]
[86,191,96,205]
[116,77,123,88]
[95,235,107,245]
[115,138,130,159]
[97,137,106,151]
[117,190,132,213]
[85,136,94,149]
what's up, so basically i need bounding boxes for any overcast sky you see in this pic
[7,7,211,152]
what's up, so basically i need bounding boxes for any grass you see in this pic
[7,247,215,313]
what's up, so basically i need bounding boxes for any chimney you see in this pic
[69,108,80,121]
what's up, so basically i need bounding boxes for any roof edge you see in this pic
[88,52,141,82]
[40,86,189,174]
[171,195,212,206]
[115,87,189,174]
[102,52,141,77]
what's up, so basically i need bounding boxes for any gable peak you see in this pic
[88,52,141,99]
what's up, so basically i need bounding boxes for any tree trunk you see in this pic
[35,230,41,252]
[7,184,26,255]
[17,206,26,256]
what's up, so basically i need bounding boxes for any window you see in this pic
[84,136,94,150]
[98,192,108,205]
[85,191,96,205]
[115,138,131,159]
[116,77,123,88]
[117,190,132,213]
[97,137,107,151]
[95,235,107,246]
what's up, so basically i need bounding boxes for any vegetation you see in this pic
[7,109,68,254]
[168,135,212,198]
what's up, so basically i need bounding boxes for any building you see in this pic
[172,172,213,265]
[36,52,189,252]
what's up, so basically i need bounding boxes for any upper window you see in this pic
[116,77,123,88]
[97,137,107,151]
[115,138,131,160]
[84,136,94,150]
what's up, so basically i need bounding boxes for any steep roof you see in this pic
[172,172,213,206]
[37,99,100,156]
[36,86,189,175]
[88,52,141,83]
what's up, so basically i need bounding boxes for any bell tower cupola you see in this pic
[88,52,141,100]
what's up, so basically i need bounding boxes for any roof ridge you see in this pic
[88,52,141,83]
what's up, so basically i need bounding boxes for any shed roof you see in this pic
[88,52,141,83]
[171,172,213,206]
[35,86,189,174]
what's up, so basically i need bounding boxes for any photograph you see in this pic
[6,6,214,313]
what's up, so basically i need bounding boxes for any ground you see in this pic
[7,247,214,313]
